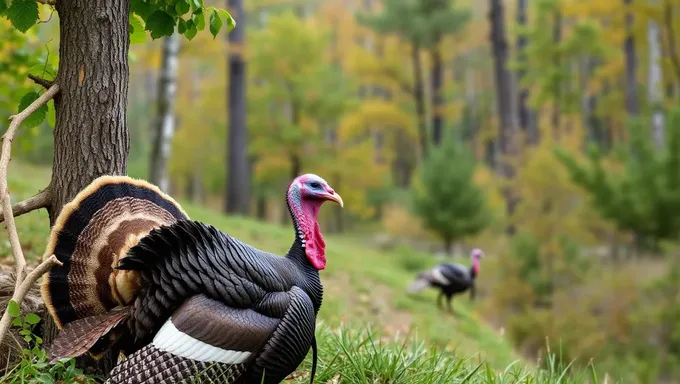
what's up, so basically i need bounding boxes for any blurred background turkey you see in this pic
[0,0,679,383]
[407,248,483,313]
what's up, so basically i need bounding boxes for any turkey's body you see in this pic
[407,256,480,313]
[108,221,322,384]
[41,176,330,384]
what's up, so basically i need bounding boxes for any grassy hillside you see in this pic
[0,162,600,383]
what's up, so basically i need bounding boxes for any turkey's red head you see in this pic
[287,174,344,270]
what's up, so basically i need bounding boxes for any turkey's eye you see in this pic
[310,182,321,189]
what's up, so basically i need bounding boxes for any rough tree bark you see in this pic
[226,0,250,215]
[489,0,518,234]
[45,0,131,375]
[515,0,537,145]
[149,34,180,192]
[431,45,444,147]
[49,0,130,225]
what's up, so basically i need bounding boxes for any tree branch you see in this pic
[0,84,60,347]
[0,256,62,347]
[664,0,680,84]
[0,189,50,223]
[28,74,54,90]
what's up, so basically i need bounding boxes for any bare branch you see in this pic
[0,256,62,346]
[28,74,54,90]
[0,84,60,347]
[0,189,50,223]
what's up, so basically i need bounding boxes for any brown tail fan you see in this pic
[39,175,189,358]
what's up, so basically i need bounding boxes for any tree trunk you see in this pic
[392,129,413,187]
[431,45,444,147]
[489,0,518,234]
[515,0,537,145]
[225,0,250,215]
[256,196,267,220]
[444,238,453,257]
[46,0,131,375]
[412,43,428,159]
[624,0,639,116]
[647,3,665,148]
[149,34,180,193]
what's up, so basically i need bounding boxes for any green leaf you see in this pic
[0,0,8,15]
[7,300,20,317]
[218,9,236,32]
[12,317,21,327]
[145,10,175,39]
[19,329,31,336]
[129,12,147,45]
[130,0,155,19]
[24,335,31,343]
[177,18,187,34]
[208,8,221,38]
[18,92,47,129]
[7,0,39,33]
[175,0,190,15]
[46,99,56,128]
[184,20,197,40]
[192,9,205,30]
[24,312,40,325]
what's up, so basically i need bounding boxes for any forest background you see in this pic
[1,0,680,383]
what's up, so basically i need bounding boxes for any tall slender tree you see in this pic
[489,0,518,233]
[149,34,180,193]
[226,0,250,215]
[515,0,536,145]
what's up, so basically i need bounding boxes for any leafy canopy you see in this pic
[411,137,491,249]
[0,0,235,43]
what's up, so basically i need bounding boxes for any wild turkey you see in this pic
[41,173,343,384]
[406,248,484,313]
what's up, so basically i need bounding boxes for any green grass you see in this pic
[0,162,602,383]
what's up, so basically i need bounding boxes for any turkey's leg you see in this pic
[446,295,454,314]
[437,291,444,310]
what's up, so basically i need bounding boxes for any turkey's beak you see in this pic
[326,193,344,208]
[322,188,344,207]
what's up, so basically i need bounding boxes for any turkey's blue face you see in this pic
[287,174,344,270]
[299,174,344,207]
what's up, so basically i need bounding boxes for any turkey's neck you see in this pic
[286,198,324,313]
[470,257,480,278]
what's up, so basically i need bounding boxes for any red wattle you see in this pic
[291,197,327,270]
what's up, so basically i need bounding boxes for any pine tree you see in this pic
[411,136,491,254]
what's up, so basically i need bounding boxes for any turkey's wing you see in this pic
[107,293,281,383]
